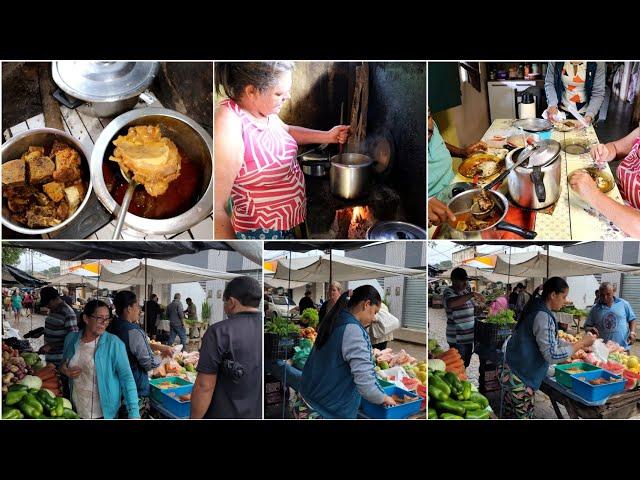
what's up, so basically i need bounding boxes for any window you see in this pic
[460,62,482,93]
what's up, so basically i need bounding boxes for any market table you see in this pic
[540,376,640,419]
[430,119,627,240]
[149,399,188,419]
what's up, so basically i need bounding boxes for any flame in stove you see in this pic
[351,206,371,223]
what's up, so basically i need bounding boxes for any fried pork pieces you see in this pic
[2,141,86,228]
[109,125,181,197]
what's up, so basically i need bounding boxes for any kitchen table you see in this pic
[429,119,628,240]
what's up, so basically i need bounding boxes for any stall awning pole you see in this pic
[144,257,148,333]
[329,249,333,291]
[546,244,550,283]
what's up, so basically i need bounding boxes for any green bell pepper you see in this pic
[37,390,56,411]
[435,399,466,416]
[455,381,472,401]
[428,408,438,419]
[469,392,489,409]
[2,407,24,419]
[428,373,451,396]
[427,385,449,401]
[8,384,29,392]
[50,397,64,418]
[18,400,43,419]
[62,408,79,419]
[5,389,28,406]
[443,372,463,394]
[440,413,464,419]
[465,409,491,419]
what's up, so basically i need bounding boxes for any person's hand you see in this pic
[328,125,350,144]
[547,106,560,122]
[628,331,637,344]
[580,334,596,349]
[569,169,601,198]
[590,143,616,166]
[463,141,487,157]
[61,364,82,379]
[472,292,486,303]
[586,327,599,337]
[382,395,397,407]
[583,115,593,126]
[428,197,456,227]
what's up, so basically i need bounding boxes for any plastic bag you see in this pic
[369,308,401,341]
[292,339,313,370]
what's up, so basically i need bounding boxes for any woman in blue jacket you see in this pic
[501,278,595,419]
[60,300,140,419]
[299,285,397,419]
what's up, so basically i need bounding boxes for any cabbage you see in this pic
[19,375,42,390]
[62,398,73,409]
[428,359,446,372]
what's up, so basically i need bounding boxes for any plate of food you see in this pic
[458,153,504,179]
[553,119,579,132]
[568,167,615,193]
[506,133,540,149]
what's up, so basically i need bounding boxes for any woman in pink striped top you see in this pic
[214,62,349,239]
[569,124,640,238]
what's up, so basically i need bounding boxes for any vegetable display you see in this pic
[264,315,301,337]
[435,348,467,380]
[427,370,491,419]
[299,308,319,329]
[485,309,515,326]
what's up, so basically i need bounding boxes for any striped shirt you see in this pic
[44,301,79,366]
[443,287,475,344]
[222,99,306,233]
[617,136,640,210]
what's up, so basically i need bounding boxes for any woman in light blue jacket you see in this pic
[61,300,140,419]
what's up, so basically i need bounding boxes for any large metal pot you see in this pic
[366,221,426,240]
[445,189,537,239]
[506,140,562,210]
[1,128,93,235]
[299,151,330,177]
[90,108,212,236]
[52,61,159,117]
[329,153,373,199]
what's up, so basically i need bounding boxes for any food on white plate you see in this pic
[110,125,181,197]
[553,120,577,132]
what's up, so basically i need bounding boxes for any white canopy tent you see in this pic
[438,265,527,284]
[264,275,309,289]
[493,250,640,278]
[47,273,130,291]
[99,258,241,285]
[273,254,425,282]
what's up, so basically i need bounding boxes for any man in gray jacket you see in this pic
[166,293,187,346]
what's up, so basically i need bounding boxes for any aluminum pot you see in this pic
[330,153,373,199]
[1,128,93,235]
[366,221,426,240]
[90,108,212,236]
[52,61,159,118]
[506,140,562,210]
[445,188,537,240]
[299,151,330,177]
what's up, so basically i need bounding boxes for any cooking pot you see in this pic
[299,151,330,177]
[445,189,537,240]
[506,139,562,210]
[366,221,426,240]
[330,153,373,199]
[1,128,93,235]
[90,108,212,236]
[52,61,159,117]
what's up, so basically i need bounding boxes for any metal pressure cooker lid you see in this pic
[366,221,427,240]
[521,139,561,168]
[52,61,159,102]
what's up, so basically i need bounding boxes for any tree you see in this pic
[40,266,60,278]
[438,260,452,269]
[2,246,22,266]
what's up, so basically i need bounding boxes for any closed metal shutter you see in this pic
[621,274,640,317]
[402,277,426,330]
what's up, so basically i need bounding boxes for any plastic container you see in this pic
[376,378,395,389]
[554,362,602,388]
[150,376,192,403]
[572,370,625,402]
[360,386,422,419]
[160,385,193,418]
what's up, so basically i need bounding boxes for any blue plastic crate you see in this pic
[572,370,625,403]
[160,385,193,418]
[149,376,192,403]
[360,386,422,419]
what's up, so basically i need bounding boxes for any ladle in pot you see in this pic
[112,167,140,239]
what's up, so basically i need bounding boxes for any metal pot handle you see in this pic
[530,166,546,202]
[139,90,160,106]
[495,221,537,239]
[52,88,83,109]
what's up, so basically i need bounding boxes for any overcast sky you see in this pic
[428,242,563,265]
[17,251,60,272]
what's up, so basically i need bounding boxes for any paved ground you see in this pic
[428,307,640,420]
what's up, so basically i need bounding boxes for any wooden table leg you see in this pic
[550,398,564,419]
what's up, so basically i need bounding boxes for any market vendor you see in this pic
[60,300,140,419]
[191,276,262,419]
[109,291,173,418]
[318,281,342,323]
[501,278,596,419]
[38,286,79,368]
[442,268,485,368]
[585,282,637,351]
[298,285,397,419]
[427,110,487,227]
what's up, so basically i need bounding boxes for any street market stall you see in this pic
[264,241,427,419]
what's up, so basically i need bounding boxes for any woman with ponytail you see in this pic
[298,285,397,419]
[500,277,595,418]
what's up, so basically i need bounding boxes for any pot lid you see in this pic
[52,61,160,102]
[300,152,330,163]
[366,221,426,240]
[513,118,553,132]
[368,128,394,174]
[523,139,561,167]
